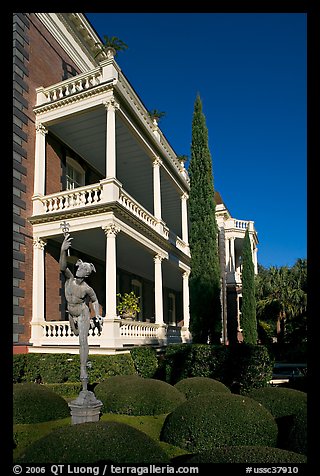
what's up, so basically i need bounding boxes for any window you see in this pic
[66,157,85,190]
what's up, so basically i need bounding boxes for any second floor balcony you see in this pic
[31,56,190,256]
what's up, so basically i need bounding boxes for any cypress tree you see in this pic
[241,228,258,344]
[188,94,221,344]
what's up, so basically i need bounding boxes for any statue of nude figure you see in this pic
[59,234,103,391]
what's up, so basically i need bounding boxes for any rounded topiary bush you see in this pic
[174,376,231,399]
[247,387,307,419]
[184,446,307,463]
[286,406,307,456]
[13,383,70,424]
[94,375,186,415]
[160,393,278,452]
[16,421,169,464]
[248,386,307,451]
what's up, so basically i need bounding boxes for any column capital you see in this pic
[182,270,190,279]
[181,192,189,200]
[103,97,120,111]
[153,253,165,264]
[102,223,120,236]
[33,237,47,250]
[35,123,48,135]
[152,156,163,168]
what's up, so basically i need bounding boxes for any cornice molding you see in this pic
[35,13,100,72]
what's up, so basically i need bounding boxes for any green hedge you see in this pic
[182,446,307,463]
[161,343,273,393]
[13,383,70,424]
[16,421,169,464]
[94,374,186,415]
[174,376,231,399]
[248,386,307,452]
[160,392,278,452]
[43,382,82,398]
[130,346,158,378]
[286,406,307,456]
[13,353,136,384]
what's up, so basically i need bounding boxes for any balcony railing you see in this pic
[31,319,188,352]
[41,184,102,213]
[33,181,190,255]
[36,67,103,106]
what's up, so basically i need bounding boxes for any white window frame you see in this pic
[66,156,85,190]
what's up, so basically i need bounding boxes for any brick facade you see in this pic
[13,13,81,352]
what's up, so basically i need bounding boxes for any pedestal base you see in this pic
[68,390,103,425]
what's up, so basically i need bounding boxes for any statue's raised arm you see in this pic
[59,234,73,278]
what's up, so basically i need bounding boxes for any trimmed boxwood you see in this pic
[13,353,137,384]
[247,387,307,419]
[94,375,186,415]
[174,376,231,399]
[16,421,170,464]
[286,406,307,456]
[13,383,70,424]
[160,392,278,452]
[161,343,273,394]
[183,446,307,463]
[248,386,307,451]
[130,346,158,378]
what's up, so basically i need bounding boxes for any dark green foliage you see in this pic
[161,343,273,394]
[160,393,278,452]
[13,353,136,384]
[162,343,228,384]
[43,382,82,398]
[13,383,70,424]
[94,375,186,415]
[248,387,307,453]
[16,421,169,464]
[248,386,307,419]
[223,343,274,394]
[188,94,221,344]
[183,446,307,463]
[287,406,307,456]
[241,228,258,344]
[174,376,231,399]
[130,346,158,378]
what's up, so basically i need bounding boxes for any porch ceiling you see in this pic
[53,227,182,291]
[49,107,182,236]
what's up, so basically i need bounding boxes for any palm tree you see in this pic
[255,261,307,344]
[148,109,166,122]
[94,35,128,59]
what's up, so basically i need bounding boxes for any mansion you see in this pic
[13,13,258,355]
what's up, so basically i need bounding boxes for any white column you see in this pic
[33,124,48,195]
[104,98,119,178]
[103,224,120,319]
[30,237,46,345]
[225,236,230,272]
[182,270,190,329]
[154,253,164,326]
[181,192,189,243]
[153,157,162,221]
[230,237,236,272]
[253,246,258,274]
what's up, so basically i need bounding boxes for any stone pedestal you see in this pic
[68,390,103,425]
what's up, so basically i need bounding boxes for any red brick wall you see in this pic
[15,14,82,348]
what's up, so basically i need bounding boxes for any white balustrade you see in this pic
[36,69,102,106]
[119,190,158,230]
[120,320,158,339]
[234,219,249,229]
[41,184,102,213]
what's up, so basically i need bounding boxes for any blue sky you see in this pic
[85,12,307,269]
